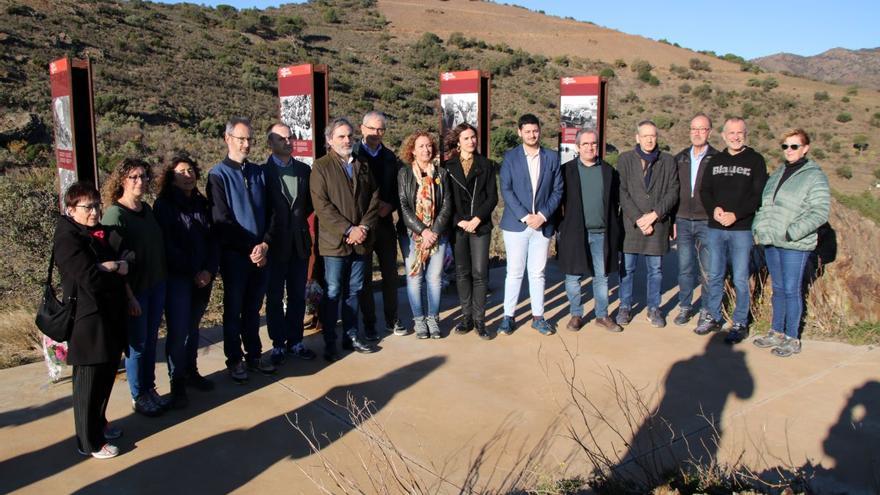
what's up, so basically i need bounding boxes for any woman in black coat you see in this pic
[53,182,129,459]
[443,123,498,339]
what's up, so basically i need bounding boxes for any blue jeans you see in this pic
[706,229,753,325]
[765,246,809,339]
[220,251,269,366]
[619,253,662,310]
[404,237,448,318]
[165,276,212,380]
[565,231,610,318]
[676,218,710,311]
[126,281,166,399]
[502,228,551,317]
[322,253,366,344]
[266,256,308,349]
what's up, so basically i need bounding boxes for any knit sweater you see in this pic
[101,202,167,293]
[206,157,270,255]
[700,146,768,230]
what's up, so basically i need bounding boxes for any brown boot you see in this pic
[595,316,623,333]
[566,315,583,331]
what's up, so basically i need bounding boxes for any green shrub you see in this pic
[322,8,339,23]
[836,112,853,123]
[599,67,615,78]
[846,86,858,96]
[814,91,830,101]
[490,128,519,162]
[841,96,850,103]
[678,83,691,94]
[669,64,694,79]
[613,59,627,68]
[811,148,826,160]
[688,58,711,72]
[276,15,305,36]
[692,84,712,100]
[835,190,880,225]
[653,115,674,130]
[835,165,853,179]
[761,77,778,92]
[871,112,880,127]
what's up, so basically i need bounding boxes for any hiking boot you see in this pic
[475,321,492,340]
[532,317,555,336]
[414,317,429,339]
[427,316,442,339]
[286,342,316,360]
[595,316,623,333]
[497,316,515,336]
[724,323,749,344]
[753,330,785,349]
[615,306,632,326]
[228,361,248,383]
[693,314,723,336]
[566,315,583,331]
[771,336,802,357]
[270,346,286,366]
[169,378,188,410]
[148,388,171,411]
[246,356,277,375]
[454,317,474,335]
[132,394,162,417]
[186,371,215,391]
[673,307,694,326]
[647,307,666,328]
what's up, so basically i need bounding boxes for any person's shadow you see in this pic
[611,333,754,483]
[817,380,880,492]
[70,357,445,494]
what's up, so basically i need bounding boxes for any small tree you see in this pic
[688,57,712,72]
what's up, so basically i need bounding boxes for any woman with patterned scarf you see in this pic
[397,131,452,339]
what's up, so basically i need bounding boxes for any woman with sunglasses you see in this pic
[54,182,129,458]
[752,129,830,357]
[102,158,168,416]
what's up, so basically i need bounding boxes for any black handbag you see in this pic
[35,250,76,342]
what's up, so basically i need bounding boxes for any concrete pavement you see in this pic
[1,259,878,494]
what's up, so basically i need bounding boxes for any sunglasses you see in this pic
[780,144,802,150]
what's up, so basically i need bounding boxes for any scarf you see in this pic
[635,144,660,188]
[409,163,439,276]
[460,154,474,178]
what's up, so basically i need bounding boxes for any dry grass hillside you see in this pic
[754,47,880,90]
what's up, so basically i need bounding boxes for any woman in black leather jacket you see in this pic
[443,123,498,339]
[397,131,452,339]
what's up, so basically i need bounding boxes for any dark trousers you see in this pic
[165,275,213,380]
[220,251,269,366]
[266,255,308,348]
[453,230,491,322]
[73,360,119,453]
[360,218,400,329]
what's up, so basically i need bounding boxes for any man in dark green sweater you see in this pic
[697,117,768,343]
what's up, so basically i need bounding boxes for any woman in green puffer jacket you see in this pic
[752,129,830,357]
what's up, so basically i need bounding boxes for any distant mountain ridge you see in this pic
[752,47,880,89]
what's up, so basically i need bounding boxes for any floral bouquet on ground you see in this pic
[42,335,68,382]
[304,280,323,329]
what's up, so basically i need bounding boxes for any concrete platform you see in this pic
[1,258,878,494]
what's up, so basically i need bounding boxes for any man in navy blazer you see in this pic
[498,114,563,336]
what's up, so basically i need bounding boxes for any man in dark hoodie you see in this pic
[672,113,718,326]
[697,117,768,343]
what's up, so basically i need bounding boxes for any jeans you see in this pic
[502,228,551,317]
[266,256,308,349]
[125,281,166,399]
[360,218,400,328]
[676,218,710,311]
[619,253,662,310]
[565,231,610,318]
[765,246,809,339]
[322,253,367,344]
[165,276,212,380]
[220,251,269,366]
[454,230,491,321]
[706,229,753,325]
[404,237,448,318]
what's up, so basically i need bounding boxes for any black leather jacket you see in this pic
[397,164,452,236]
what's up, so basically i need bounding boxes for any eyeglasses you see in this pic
[781,143,802,150]
[579,142,599,147]
[229,135,256,145]
[363,125,386,133]
[690,127,710,132]
[126,174,149,182]
[74,203,101,212]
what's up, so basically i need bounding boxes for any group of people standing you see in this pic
[52,108,829,460]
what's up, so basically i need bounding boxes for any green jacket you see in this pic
[752,159,830,252]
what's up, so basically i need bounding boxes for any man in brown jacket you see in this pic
[310,117,381,361]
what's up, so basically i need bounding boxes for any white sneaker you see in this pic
[79,443,120,459]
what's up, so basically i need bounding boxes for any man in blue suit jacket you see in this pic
[498,114,563,336]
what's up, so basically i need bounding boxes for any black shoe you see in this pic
[673,307,694,326]
[363,323,380,342]
[349,335,378,354]
[454,318,474,335]
[323,347,341,362]
[475,321,492,340]
[341,338,354,351]
[246,357,277,375]
[724,323,749,344]
[186,372,215,391]
[170,378,188,410]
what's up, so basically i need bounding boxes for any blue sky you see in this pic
[156,0,877,59]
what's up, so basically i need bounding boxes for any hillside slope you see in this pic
[753,47,880,90]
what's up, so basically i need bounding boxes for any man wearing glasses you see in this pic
[353,111,406,339]
[671,113,719,327]
[207,117,276,383]
[556,128,623,333]
[262,123,317,366]
[697,117,768,343]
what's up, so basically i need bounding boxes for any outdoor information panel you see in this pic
[49,57,98,205]
[558,76,609,164]
[277,63,329,165]
[439,70,490,159]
